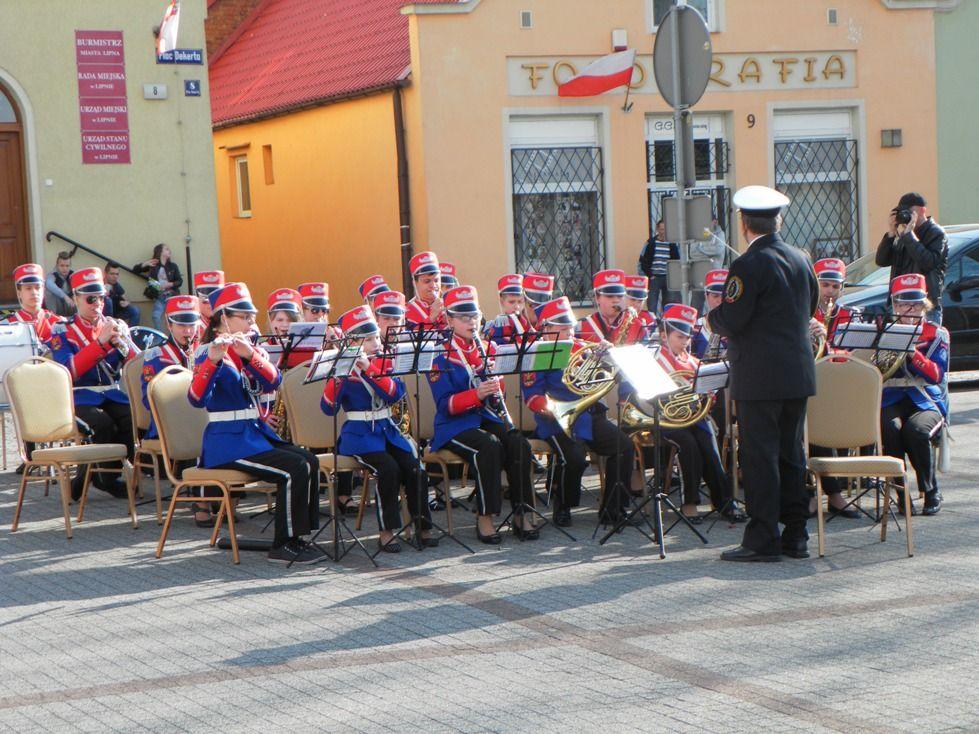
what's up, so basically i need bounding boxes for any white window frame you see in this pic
[234,155,251,218]
[649,0,722,33]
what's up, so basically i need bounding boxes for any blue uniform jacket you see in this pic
[882,322,949,418]
[321,358,414,456]
[188,345,284,468]
[521,340,604,441]
[47,317,130,406]
[427,336,501,450]
[141,339,194,439]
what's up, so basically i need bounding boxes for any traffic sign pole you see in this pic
[669,7,690,304]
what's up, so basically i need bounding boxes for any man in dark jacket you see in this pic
[875,192,947,323]
[708,186,819,562]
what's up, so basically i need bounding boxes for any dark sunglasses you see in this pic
[85,295,106,304]
[307,307,328,315]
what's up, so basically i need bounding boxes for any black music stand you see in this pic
[829,316,923,527]
[598,346,709,556]
[490,332,576,542]
[382,324,474,554]
[301,338,377,566]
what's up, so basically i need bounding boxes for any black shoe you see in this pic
[70,473,86,502]
[780,538,810,559]
[419,535,440,548]
[476,527,502,545]
[922,491,942,516]
[827,504,860,519]
[720,545,781,563]
[335,497,358,516]
[682,513,704,526]
[377,539,402,554]
[267,539,328,565]
[95,478,128,499]
[15,462,26,475]
[512,518,540,541]
[553,508,572,527]
[893,494,917,516]
[720,505,748,523]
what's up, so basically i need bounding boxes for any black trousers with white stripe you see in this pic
[548,416,634,516]
[661,426,729,508]
[449,421,533,516]
[216,444,319,548]
[881,398,942,496]
[354,445,431,532]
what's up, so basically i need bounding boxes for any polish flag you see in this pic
[558,49,636,98]
[157,0,181,57]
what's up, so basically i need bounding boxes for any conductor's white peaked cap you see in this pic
[733,185,790,213]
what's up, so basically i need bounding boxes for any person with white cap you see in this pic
[707,185,819,562]
[522,296,635,527]
[405,251,446,329]
[482,274,531,346]
[190,283,325,565]
[577,269,645,345]
[4,263,64,342]
[521,272,555,330]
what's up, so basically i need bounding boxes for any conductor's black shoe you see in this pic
[922,490,942,515]
[827,504,860,519]
[553,508,572,527]
[476,528,502,545]
[720,545,781,563]
[780,539,810,559]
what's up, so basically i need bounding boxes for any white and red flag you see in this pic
[558,49,636,98]
[157,0,181,57]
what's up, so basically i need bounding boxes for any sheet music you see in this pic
[692,361,729,394]
[288,321,329,350]
[391,340,440,374]
[608,344,680,401]
[491,343,519,374]
[878,322,922,352]
[832,322,877,350]
[303,345,359,383]
[263,342,284,368]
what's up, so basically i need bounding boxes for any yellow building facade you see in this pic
[212,0,946,313]
[0,0,220,310]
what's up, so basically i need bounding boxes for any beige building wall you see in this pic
[405,0,939,305]
[0,0,220,309]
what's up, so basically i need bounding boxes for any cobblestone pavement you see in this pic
[1,384,977,733]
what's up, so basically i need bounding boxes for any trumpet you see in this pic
[100,316,141,357]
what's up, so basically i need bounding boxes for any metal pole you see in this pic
[670,5,689,306]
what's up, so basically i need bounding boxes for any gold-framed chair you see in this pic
[121,355,167,524]
[405,372,468,536]
[4,357,136,538]
[806,354,913,558]
[148,366,275,564]
[278,366,372,528]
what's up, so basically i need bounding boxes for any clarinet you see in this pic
[473,336,516,433]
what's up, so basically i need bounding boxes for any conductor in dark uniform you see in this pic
[707,186,818,561]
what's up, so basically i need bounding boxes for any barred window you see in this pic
[512,146,607,304]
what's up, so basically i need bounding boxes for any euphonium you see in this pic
[548,306,634,435]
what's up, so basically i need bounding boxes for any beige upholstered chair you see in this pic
[278,366,371,527]
[405,373,468,536]
[4,357,136,538]
[807,354,913,558]
[121,355,167,524]
[148,366,275,564]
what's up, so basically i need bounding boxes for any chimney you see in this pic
[205,0,265,57]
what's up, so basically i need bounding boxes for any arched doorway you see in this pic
[0,84,29,303]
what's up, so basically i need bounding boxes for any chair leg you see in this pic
[441,463,453,536]
[58,466,73,539]
[223,487,240,564]
[153,458,163,525]
[211,494,227,547]
[903,473,914,557]
[356,472,369,531]
[11,466,30,532]
[881,479,891,543]
[155,484,183,559]
[125,463,139,530]
[815,474,826,558]
[76,465,94,522]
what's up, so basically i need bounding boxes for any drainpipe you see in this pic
[393,84,413,296]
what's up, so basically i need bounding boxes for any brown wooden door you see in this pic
[0,129,28,303]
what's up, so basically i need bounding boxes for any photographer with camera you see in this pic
[875,192,947,324]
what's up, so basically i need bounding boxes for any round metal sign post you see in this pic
[653,2,713,305]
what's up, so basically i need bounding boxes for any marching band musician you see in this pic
[193,270,225,325]
[359,275,390,304]
[405,251,446,329]
[521,272,555,330]
[4,263,63,342]
[371,289,408,341]
[190,283,324,565]
[47,267,135,500]
[522,297,636,527]
[809,258,855,349]
[427,285,538,543]
[881,273,948,516]
[439,262,460,289]
[806,258,860,519]
[655,304,746,524]
[321,306,435,552]
[266,288,310,369]
[624,275,658,341]
[483,274,532,346]
[577,269,645,345]
[691,269,728,359]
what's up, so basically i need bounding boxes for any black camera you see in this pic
[893,207,913,225]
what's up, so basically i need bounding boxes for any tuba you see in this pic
[547,307,634,435]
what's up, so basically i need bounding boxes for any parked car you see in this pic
[838,224,979,371]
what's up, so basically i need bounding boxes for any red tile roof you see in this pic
[209,0,416,127]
